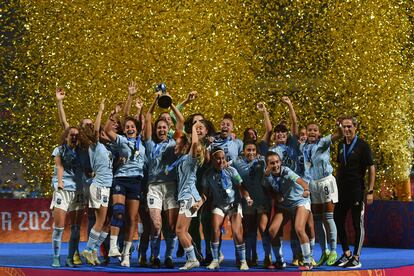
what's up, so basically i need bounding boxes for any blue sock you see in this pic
[235,243,246,262]
[324,212,337,251]
[211,242,220,261]
[150,235,161,259]
[245,232,255,260]
[184,245,197,261]
[86,228,100,251]
[68,224,80,258]
[314,214,328,252]
[261,231,272,257]
[300,243,311,264]
[164,233,177,259]
[52,227,64,257]
[94,231,108,251]
[310,238,315,256]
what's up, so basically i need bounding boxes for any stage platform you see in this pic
[1,240,414,276]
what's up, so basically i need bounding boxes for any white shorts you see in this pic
[310,174,338,204]
[88,183,110,209]
[212,203,243,218]
[147,182,179,210]
[50,189,84,212]
[178,197,198,218]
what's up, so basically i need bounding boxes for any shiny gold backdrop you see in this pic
[1,0,413,197]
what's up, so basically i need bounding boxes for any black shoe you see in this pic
[334,253,352,267]
[343,256,361,269]
[151,257,161,269]
[164,257,174,269]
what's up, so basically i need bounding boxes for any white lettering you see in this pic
[40,211,51,230]
[18,211,29,231]
[1,212,12,231]
[29,211,39,230]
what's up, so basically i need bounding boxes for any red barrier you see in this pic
[0,198,89,243]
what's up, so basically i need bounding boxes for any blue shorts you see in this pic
[112,176,142,200]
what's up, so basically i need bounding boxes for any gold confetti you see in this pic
[0,0,413,198]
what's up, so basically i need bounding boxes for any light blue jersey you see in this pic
[176,155,201,202]
[88,142,113,188]
[232,156,269,207]
[202,166,243,208]
[144,138,177,183]
[209,136,243,161]
[269,136,304,177]
[112,135,146,178]
[51,145,83,191]
[300,135,333,182]
[264,166,310,209]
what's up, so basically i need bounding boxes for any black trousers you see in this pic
[334,199,365,256]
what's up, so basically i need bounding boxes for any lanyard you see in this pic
[127,135,141,160]
[127,135,141,150]
[272,174,281,191]
[343,135,358,165]
[65,144,77,159]
[152,140,168,159]
[214,136,231,147]
[220,170,230,190]
[165,155,185,174]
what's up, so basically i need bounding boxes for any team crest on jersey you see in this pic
[115,185,121,191]
[56,198,62,205]
[149,198,154,205]
[103,196,108,203]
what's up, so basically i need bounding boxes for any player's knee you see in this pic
[111,203,125,228]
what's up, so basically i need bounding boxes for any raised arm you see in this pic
[94,98,105,134]
[134,97,143,119]
[331,118,344,142]
[170,91,197,124]
[104,102,123,142]
[282,96,298,136]
[189,121,201,157]
[257,102,272,143]
[170,102,185,133]
[124,81,137,117]
[143,93,160,141]
[56,88,69,130]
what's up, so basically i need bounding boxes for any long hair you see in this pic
[59,127,78,145]
[78,124,98,150]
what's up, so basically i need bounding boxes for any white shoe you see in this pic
[108,247,122,258]
[81,249,95,266]
[179,260,200,270]
[92,250,101,265]
[219,252,225,263]
[240,260,249,270]
[121,254,130,267]
[207,260,220,270]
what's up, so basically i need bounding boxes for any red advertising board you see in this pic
[0,198,89,243]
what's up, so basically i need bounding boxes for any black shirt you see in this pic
[336,137,374,200]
